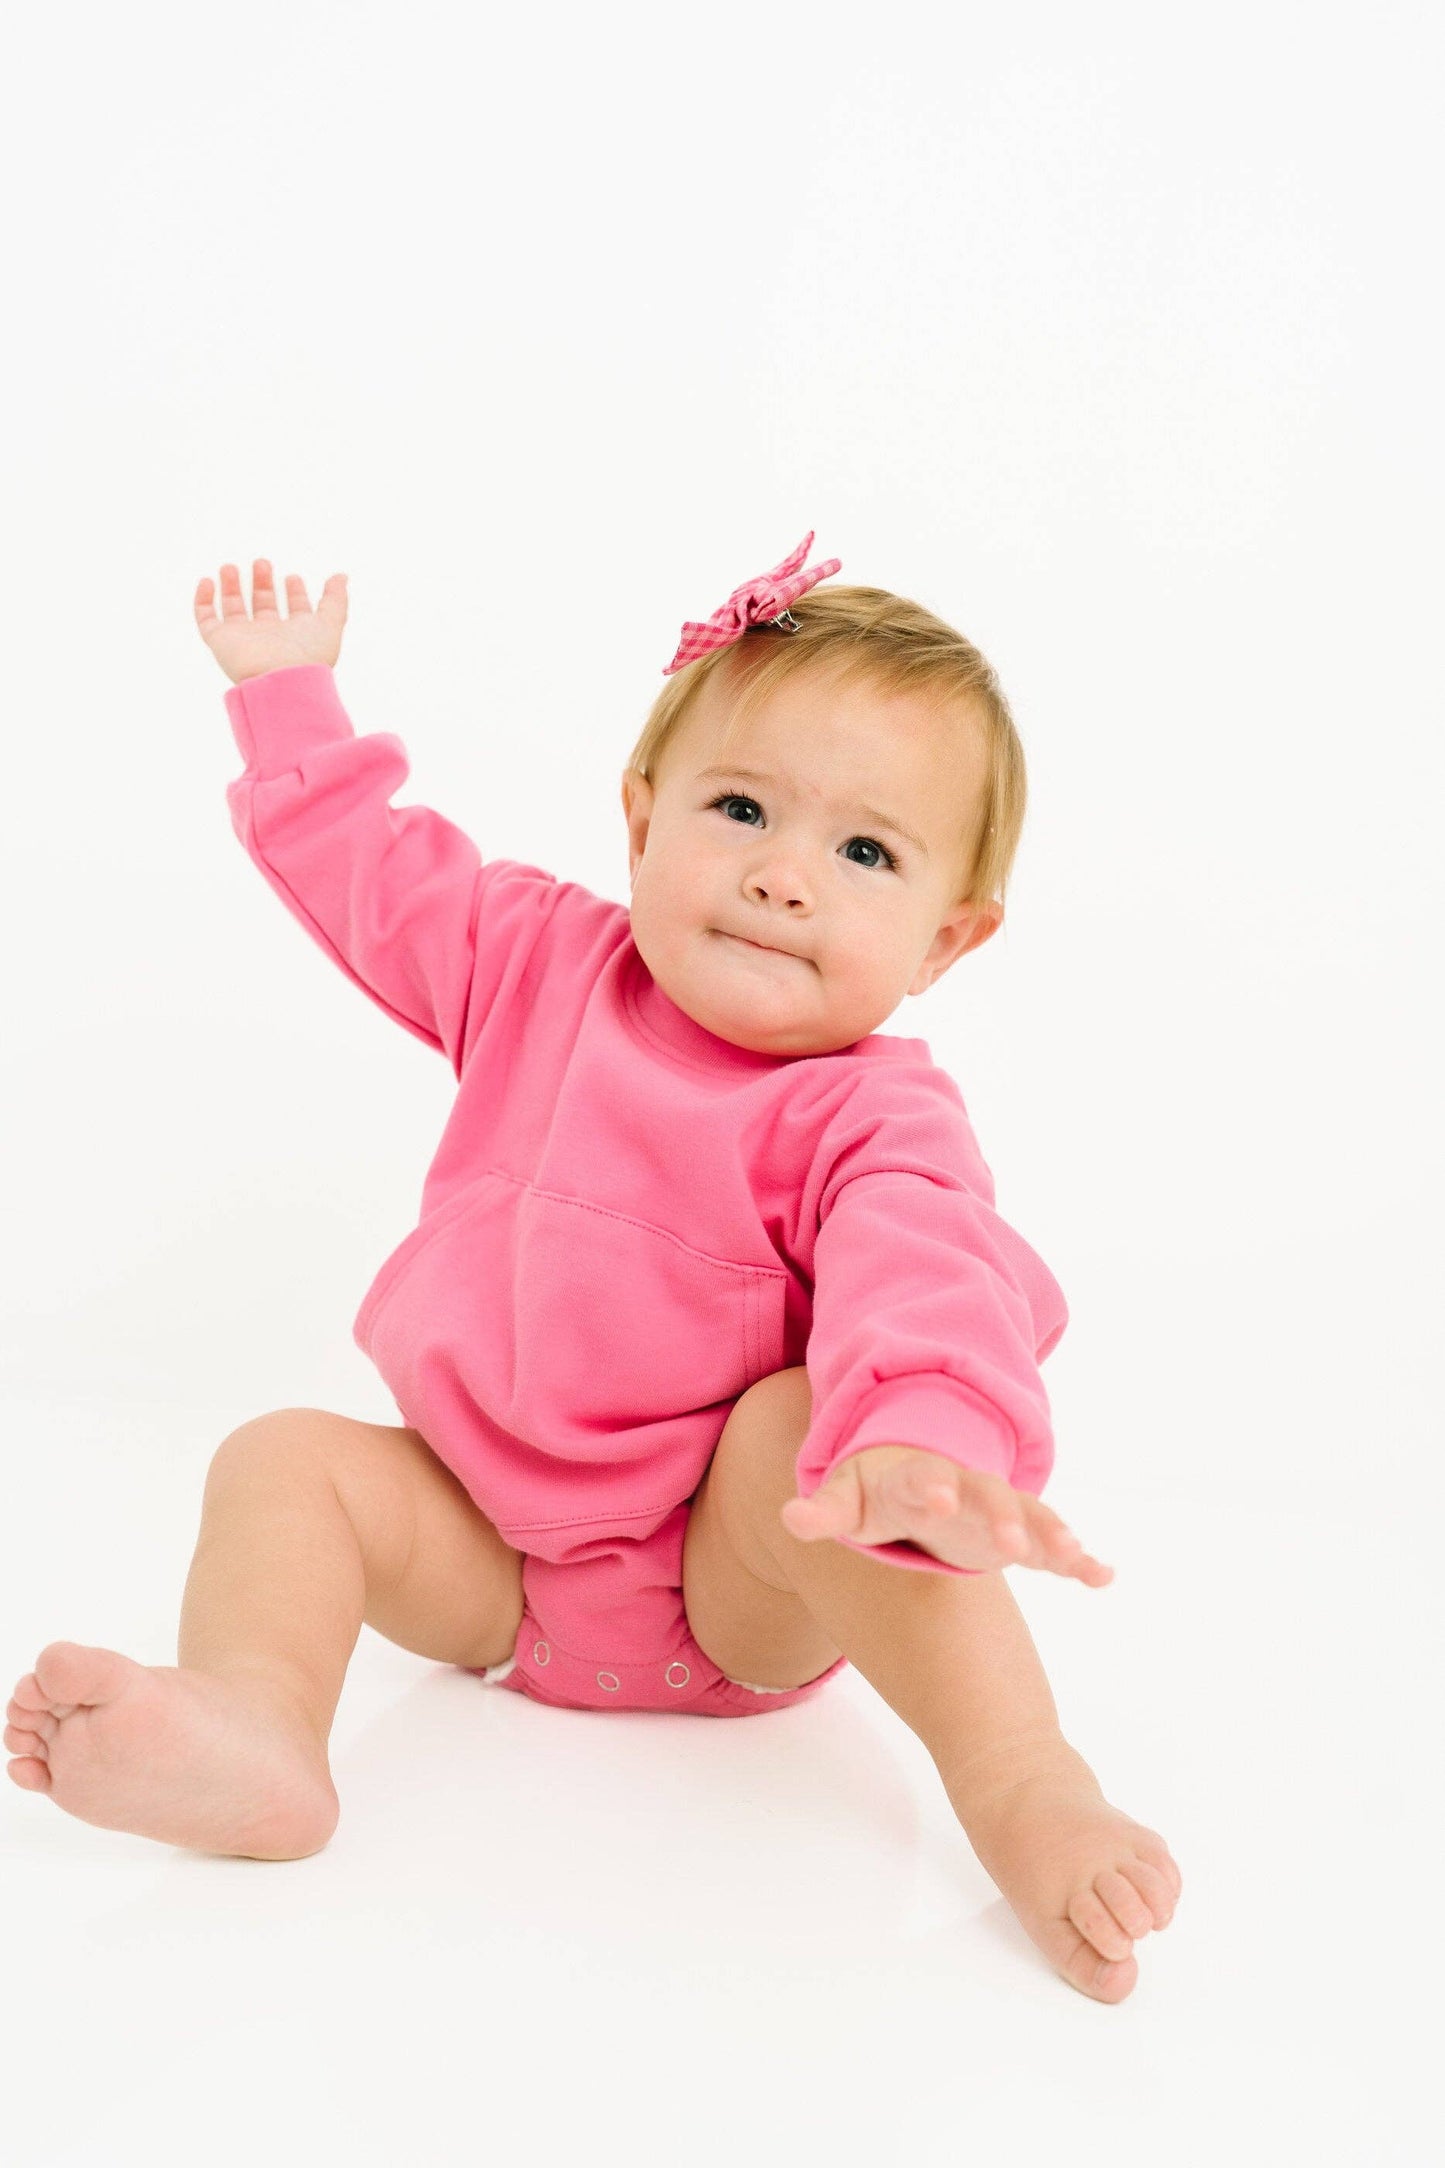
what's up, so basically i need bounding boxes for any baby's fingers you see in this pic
[248,558,282,618]
[192,575,218,630]
[218,561,251,617]
[1005,1496,1113,1587]
[196,559,291,623]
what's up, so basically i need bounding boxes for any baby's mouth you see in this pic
[714,929,798,959]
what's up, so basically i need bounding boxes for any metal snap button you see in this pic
[665,1662,691,1689]
[596,1671,621,1691]
[533,1640,551,1665]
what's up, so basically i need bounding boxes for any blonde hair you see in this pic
[623,583,1027,915]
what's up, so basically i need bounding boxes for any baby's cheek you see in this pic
[830,952,903,1036]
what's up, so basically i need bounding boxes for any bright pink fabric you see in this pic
[224,665,1069,1707]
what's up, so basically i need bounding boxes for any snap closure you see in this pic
[665,1662,691,1689]
[596,1671,620,1692]
[532,1640,551,1666]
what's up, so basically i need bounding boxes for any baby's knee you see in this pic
[714,1367,812,1490]
[206,1407,340,1489]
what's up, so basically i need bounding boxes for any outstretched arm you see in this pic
[782,1442,1113,1585]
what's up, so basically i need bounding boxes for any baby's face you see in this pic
[621,662,1002,1056]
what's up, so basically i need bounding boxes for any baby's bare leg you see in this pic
[693,1387,1182,2005]
[177,1409,524,1739]
[6,1410,524,1859]
[770,1527,1182,2004]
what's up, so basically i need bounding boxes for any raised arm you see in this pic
[198,559,523,1072]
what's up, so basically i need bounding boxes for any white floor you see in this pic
[1,1397,1435,2168]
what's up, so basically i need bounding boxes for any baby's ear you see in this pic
[621,768,654,823]
[909,901,1003,997]
[621,770,654,886]
[960,900,1004,953]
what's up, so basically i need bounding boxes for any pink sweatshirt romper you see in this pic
[224,664,1070,1718]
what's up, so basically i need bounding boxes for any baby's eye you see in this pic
[710,793,761,827]
[705,794,897,872]
[843,836,896,871]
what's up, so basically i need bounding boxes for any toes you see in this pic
[33,1641,131,1709]
[4,1723,50,1760]
[1122,1856,1177,1929]
[7,1697,57,1743]
[1066,1885,1135,1964]
[6,1756,53,1794]
[1055,1925,1139,2003]
[1095,1866,1156,1940]
[11,1672,76,1722]
[1133,1831,1183,1902]
[1085,1952,1138,2004]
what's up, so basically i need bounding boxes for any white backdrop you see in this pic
[2,4,1440,2163]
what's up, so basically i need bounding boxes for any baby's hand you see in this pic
[193,558,349,685]
[779,1443,1114,1585]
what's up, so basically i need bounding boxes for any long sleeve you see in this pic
[795,1065,1069,1578]
[224,663,554,1076]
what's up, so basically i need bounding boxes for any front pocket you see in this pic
[509,1185,789,1435]
[352,1176,493,1352]
[356,1169,790,1462]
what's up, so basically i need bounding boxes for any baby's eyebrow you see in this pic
[695,765,929,858]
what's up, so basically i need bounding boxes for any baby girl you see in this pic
[6,535,1180,2004]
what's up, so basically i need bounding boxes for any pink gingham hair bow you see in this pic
[663,531,843,675]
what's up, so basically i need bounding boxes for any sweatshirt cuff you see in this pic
[224,663,354,770]
[804,1377,1018,1579]
[833,1379,1017,1477]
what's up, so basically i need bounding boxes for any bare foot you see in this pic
[949,1739,1183,2004]
[5,1641,339,1860]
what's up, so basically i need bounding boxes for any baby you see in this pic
[6,536,1180,2004]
